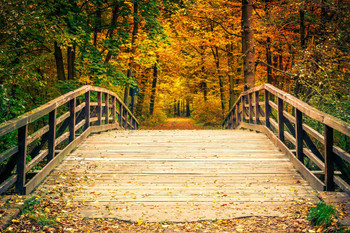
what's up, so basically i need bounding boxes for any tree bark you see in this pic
[67,45,75,80]
[124,0,139,105]
[227,42,235,109]
[54,41,66,81]
[104,1,121,64]
[186,99,190,117]
[149,64,157,116]
[242,0,255,90]
[299,0,306,49]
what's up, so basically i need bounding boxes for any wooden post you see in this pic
[112,96,116,123]
[241,96,245,122]
[295,109,304,161]
[16,124,27,194]
[324,125,334,191]
[124,110,128,129]
[249,93,253,123]
[69,97,76,142]
[97,92,102,125]
[278,98,284,142]
[236,102,240,126]
[84,91,90,130]
[119,103,123,128]
[48,109,57,161]
[255,91,260,124]
[105,93,109,124]
[264,90,270,128]
[230,112,234,129]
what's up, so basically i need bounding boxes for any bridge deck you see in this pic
[37,130,318,222]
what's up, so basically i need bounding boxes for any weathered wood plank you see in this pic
[0,147,18,164]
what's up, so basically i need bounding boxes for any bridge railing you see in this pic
[0,85,139,195]
[223,84,350,195]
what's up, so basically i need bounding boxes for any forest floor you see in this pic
[146,117,211,130]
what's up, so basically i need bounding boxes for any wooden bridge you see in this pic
[0,84,349,222]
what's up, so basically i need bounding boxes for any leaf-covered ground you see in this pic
[146,118,203,130]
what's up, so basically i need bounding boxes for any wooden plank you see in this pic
[74,120,86,132]
[27,125,49,145]
[333,146,350,164]
[324,125,335,191]
[16,124,27,195]
[249,93,253,123]
[69,97,76,142]
[112,96,116,124]
[0,175,17,195]
[241,96,245,122]
[264,126,325,191]
[119,103,123,128]
[55,132,69,146]
[270,118,278,131]
[303,148,325,171]
[303,123,324,143]
[90,123,121,133]
[76,102,86,113]
[25,149,49,172]
[0,147,18,164]
[56,112,70,125]
[284,131,296,145]
[269,100,277,111]
[25,127,92,194]
[334,176,350,196]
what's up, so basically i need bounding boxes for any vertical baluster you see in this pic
[295,109,304,161]
[112,96,116,123]
[255,91,260,124]
[230,112,234,129]
[124,110,128,129]
[16,124,28,194]
[119,103,123,128]
[48,109,57,161]
[69,97,76,142]
[236,102,240,126]
[278,98,284,142]
[97,92,102,125]
[105,93,109,124]
[249,93,253,123]
[324,125,334,191]
[241,96,245,122]
[84,91,90,130]
[264,90,270,128]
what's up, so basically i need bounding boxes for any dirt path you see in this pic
[147,117,202,130]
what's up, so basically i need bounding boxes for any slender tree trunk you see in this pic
[242,0,255,90]
[186,99,190,117]
[54,41,65,81]
[124,0,139,105]
[227,42,235,108]
[136,74,146,116]
[149,64,157,116]
[299,0,306,49]
[264,0,272,84]
[173,100,176,117]
[104,1,121,63]
[93,3,102,47]
[177,101,180,116]
[67,45,75,80]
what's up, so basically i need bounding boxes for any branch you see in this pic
[257,60,297,77]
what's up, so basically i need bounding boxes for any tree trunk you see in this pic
[93,3,102,47]
[186,99,190,117]
[299,0,306,49]
[173,100,176,117]
[104,1,121,63]
[54,41,66,81]
[67,45,75,80]
[124,0,139,105]
[227,42,235,109]
[242,0,255,90]
[149,64,157,116]
[135,74,147,116]
[265,0,273,84]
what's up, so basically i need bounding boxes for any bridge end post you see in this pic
[16,125,27,195]
[84,91,90,130]
[264,90,270,128]
[324,125,335,191]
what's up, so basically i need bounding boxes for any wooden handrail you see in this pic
[223,83,350,195]
[0,85,139,195]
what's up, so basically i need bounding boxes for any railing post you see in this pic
[84,91,90,130]
[119,103,123,128]
[48,109,57,161]
[249,93,253,123]
[97,92,102,125]
[255,91,260,124]
[105,93,109,124]
[236,102,240,126]
[69,97,76,142]
[230,111,234,129]
[241,96,245,122]
[124,110,128,129]
[264,90,270,128]
[295,109,304,161]
[277,98,284,142]
[324,125,335,191]
[112,96,116,123]
[16,124,27,194]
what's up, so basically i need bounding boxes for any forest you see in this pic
[0,0,349,127]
